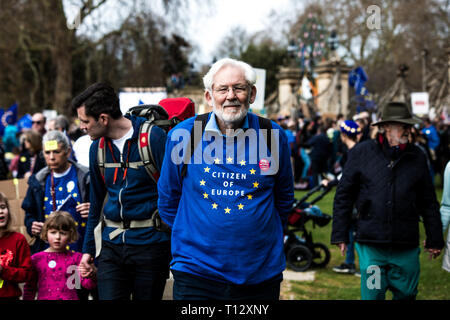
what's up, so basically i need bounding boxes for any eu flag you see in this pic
[17,114,32,131]
[1,103,18,127]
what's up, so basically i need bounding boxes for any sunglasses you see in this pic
[32,120,43,124]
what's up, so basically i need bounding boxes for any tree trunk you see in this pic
[54,48,73,115]
[51,1,74,116]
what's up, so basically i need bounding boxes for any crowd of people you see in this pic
[0,57,448,301]
[276,109,450,192]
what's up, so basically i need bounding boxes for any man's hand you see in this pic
[336,242,347,256]
[31,221,44,236]
[423,240,442,260]
[79,253,94,278]
[76,202,90,219]
[425,248,441,260]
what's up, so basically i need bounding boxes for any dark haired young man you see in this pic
[72,82,171,300]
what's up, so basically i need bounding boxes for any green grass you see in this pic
[282,188,450,300]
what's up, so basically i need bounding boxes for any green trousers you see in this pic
[355,243,420,300]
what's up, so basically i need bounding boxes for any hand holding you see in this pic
[79,253,94,278]
[31,221,44,236]
[76,202,90,219]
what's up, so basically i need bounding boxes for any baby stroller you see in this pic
[284,180,337,272]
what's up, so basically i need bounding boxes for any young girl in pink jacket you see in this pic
[23,211,96,300]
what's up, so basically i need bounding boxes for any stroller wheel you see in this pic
[286,244,312,272]
[311,243,331,268]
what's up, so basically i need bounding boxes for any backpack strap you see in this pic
[257,116,273,155]
[137,121,160,184]
[180,113,273,178]
[181,113,209,179]
[97,137,106,183]
[97,124,160,185]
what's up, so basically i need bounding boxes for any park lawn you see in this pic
[282,188,449,300]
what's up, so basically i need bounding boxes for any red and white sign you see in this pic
[411,92,429,115]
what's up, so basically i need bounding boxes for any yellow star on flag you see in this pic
[253,182,259,188]
[226,156,233,163]
[203,192,209,199]
[240,160,246,166]
[224,207,231,214]
[249,169,256,175]
[204,167,210,173]
[238,203,244,210]
[200,179,206,186]
[247,194,253,200]
[214,158,220,164]
[212,203,218,209]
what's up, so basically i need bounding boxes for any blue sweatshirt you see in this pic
[82,115,170,256]
[158,112,294,285]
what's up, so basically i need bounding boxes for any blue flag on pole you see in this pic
[17,114,32,132]
[1,103,18,127]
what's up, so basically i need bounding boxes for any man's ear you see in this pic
[249,85,257,104]
[98,113,109,126]
[205,90,214,108]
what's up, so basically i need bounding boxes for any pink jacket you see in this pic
[23,251,96,300]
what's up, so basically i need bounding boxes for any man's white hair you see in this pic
[202,58,256,92]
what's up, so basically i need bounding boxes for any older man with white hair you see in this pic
[332,101,444,300]
[158,58,294,300]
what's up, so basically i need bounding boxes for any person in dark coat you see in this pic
[305,124,331,187]
[331,101,444,300]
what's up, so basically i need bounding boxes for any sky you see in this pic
[185,0,296,65]
[66,0,299,67]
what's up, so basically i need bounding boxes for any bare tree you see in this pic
[0,0,200,115]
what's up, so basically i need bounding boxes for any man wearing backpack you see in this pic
[158,58,294,300]
[72,82,171,300]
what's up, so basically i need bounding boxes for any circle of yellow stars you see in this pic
[200,157,260,215]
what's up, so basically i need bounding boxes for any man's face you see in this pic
[77,105,105,140]
[206,65,256,126]
[384,122,411,146]
[32,113,46,134]
[44,143,71,173]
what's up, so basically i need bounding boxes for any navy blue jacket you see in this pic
[82,115,170,256]
[331,136,444,249]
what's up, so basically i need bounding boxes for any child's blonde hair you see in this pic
[40,211,79,243]
[0,192,12,234]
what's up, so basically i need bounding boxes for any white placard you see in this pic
[411,92,429,115]
[252,68,266,111]
[119,90,167,115]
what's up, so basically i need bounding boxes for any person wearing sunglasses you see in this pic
[31,113,47,136]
